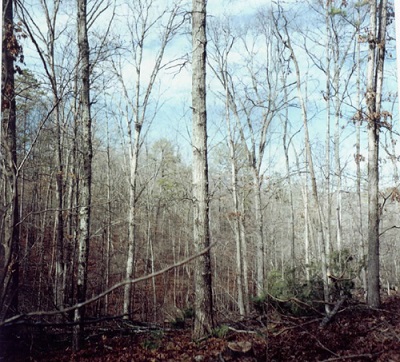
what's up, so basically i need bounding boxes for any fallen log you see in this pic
[320,296,347,328]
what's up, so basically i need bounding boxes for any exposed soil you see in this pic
[2,295,400,361]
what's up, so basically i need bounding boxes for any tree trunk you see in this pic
[104,116,112,314]
[123,127,140,318]
[355,4,367,296]
[73,0,92,349]
[274,10,330,313]
[324,3,332,267]
[366,0,388,308]
[281,71,296,275]
[253,171,264,296]
[227,108,245,316]
[0,0,19,321]
[192,0,214,340]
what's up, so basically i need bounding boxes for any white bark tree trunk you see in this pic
[73,0,92,349]
[226,94,246,316]
[274,9,330,313]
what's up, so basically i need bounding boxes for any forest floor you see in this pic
[2,293,400,361]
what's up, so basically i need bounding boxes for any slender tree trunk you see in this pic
[334,77,342,263]
[192,0,214,339]
[73,0,92,349]
[53,83,65,313]
[281,73,296,274]
[47,0,64,311]
[239,201,249,313]
[303,183,310,282]
[54,98,65,311]
[1,0,19,321]
[366,0,388,308]
[274,11,330,312]
[224,79,247,316]
[64,71,79,310]
[324,3,332,266]
[228,126,245,315]
[355,5,367,295]
[116,2,181,319]
[253,170,264,295]
[105,117,112,314]
[123,124,140,318]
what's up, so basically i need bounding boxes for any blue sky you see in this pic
[17,0,400,188]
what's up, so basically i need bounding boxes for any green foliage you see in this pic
[354,0,369,8]
[253,269,326,316]
[141,330,163,350]
[328,7,347,16]
[168,306,194,329]
[329,248,358,276]
[157,177,178,192]
[328,248,358,299]
[170,316,185,329]
[267,270,290,299]
[253,250,361,317]
[212,325,229,338]
[182,307,195,319]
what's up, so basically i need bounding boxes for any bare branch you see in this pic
[0,242,217,327]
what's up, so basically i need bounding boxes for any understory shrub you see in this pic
[253,271,326,316]
[253,254,358,317]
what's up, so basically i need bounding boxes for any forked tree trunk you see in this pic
[192,0,214,339]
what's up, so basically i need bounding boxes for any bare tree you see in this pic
[192,0,214,339]
[209,12,286,298]
[273,7,331,313]
[208,21,249,315]
[17,0,68,312]
[110,0,184,319]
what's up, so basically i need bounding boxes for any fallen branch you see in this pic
[267,293,326,316]
[228,326,258,334]
[274,318,319,336]
[321,352,382,361]
[0,242,216,327]
[320,296,347,328]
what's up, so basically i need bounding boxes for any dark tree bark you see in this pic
[0,0,20,321]
[192,0,214,340]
